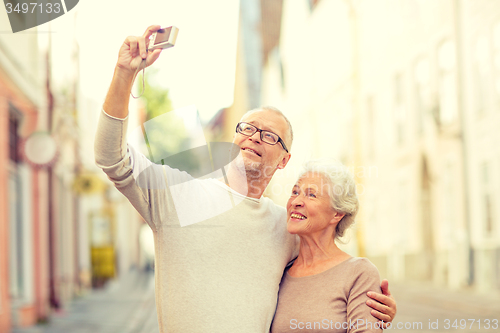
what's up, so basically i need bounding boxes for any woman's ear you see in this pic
[330,211,345,225]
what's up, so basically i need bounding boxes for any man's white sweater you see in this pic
[94,110,297,332]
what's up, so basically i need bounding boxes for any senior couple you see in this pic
[95,25,396,332]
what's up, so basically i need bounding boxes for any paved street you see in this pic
[12,277,500,333]
[13,270,159,333]
[389,282,500,333]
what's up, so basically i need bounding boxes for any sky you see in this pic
[53,0,240,123]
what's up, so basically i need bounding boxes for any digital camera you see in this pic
[148,26,179,51]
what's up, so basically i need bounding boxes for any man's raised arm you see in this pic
[103,25,163,119]
[94,26,168,229]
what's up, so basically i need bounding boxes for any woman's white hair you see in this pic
[298,159,359,241]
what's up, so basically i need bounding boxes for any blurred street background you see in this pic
[8,274,500,333]
[1,0,500,332]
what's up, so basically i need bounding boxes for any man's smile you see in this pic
[242,147,262,157]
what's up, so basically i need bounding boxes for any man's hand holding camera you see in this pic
[115,25,163,82]
[104,25,164,119]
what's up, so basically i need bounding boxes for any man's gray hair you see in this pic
[241,106,293,151]
[298,159,359,242]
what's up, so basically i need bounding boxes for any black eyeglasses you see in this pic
[235,122,289,153]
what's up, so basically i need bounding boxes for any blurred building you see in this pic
[0,9,146,333]
[0,11,50,331]
[207,0,284,142]
[258,0,500,293]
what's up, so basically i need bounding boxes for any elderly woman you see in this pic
[271,160,383,333]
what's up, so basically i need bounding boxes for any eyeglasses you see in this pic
[235,122,289,153]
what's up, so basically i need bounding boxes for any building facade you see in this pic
[0,9,47,330]
[259,0,500,292]
[1,9,146,332]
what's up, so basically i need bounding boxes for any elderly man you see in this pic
[95,26,396,333]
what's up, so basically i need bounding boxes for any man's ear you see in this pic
[277,153,291,170]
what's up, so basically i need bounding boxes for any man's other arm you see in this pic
[366,279,397,328]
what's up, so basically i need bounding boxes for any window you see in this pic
[8,106,24,300]
[9,112,20,163]
[394,73,406,144]
[481,162,495,236]
[493,22,500,108]
[474,35,492,116]
[366,96,376,159]
[420,157,434,252]
[8,172,23,299]
[437,40,458,125]
[397,180,409,247]
[442,161,455,247]
[414,58,430,135]
[279,56,285,90]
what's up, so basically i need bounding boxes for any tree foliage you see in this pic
[137,70,203,175]
[140,68,173,122]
